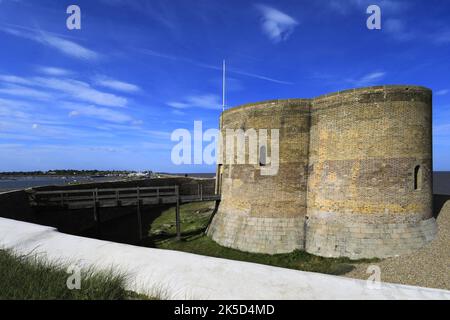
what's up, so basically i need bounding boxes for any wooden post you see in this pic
[200,184,203,201]
[137,187,143,241]
[156,187,160,204]
[93,189,101,236]
[92,190,97,221]
[175,185,181,241]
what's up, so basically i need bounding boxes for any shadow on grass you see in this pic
[76,201,378,276]
[149,224,366,276]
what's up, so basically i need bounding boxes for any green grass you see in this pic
[0,249,152,300]
[149,202,376,275]
[149,201,215,238]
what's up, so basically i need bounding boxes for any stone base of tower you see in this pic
[305,211,438,260]
[207,209,305,254]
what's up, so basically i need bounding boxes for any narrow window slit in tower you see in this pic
[414,165,422,190]
[259,145,267,166]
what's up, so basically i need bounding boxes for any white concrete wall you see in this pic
[0,217,449,300]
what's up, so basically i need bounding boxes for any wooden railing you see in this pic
[29,185,219,208]
[29,186,175,208]
[27,185,220,240]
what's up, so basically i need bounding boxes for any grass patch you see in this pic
[149,202,377,276]
[149,201,215,239]
[0,249,153,300]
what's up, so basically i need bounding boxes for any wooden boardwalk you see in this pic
[28,185,220,240]
[29,185,220,209]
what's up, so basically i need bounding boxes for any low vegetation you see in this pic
[0,249,151,300]
[148,202,375,275]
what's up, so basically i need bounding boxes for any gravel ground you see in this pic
[344,201,450,291]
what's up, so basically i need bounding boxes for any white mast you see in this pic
[222,59,226,112]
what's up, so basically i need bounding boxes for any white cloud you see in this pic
[255,4,298,43]
[37,66,73,76]
[0,103,30,119]
[433,123,450,136]
[1,27,99,60]
[172,109,185,116]
[37,33,99,60]
[140,49,292,84]
[433,30,450,45]
[67,104,133,123]
[0,74,32,85]
[328,0,407,14]
[0,97,31,109]
[141,49,180,61]
[145,130,171,138]
[231,68,293,85]
[0,74,128,107]
[0,84,52,100]
[347,71,386,86]
[167,94,221,110]
[34,77,128,108]
[95,76,141,93]
[384,19,415,41]
[436,89,449,96]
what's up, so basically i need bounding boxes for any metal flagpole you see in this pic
[222,59,226,112]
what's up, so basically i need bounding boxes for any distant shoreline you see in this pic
[0,175,127,193]
[0,172,448,194]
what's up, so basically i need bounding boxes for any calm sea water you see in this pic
[434,172,450,195]
[1,172,448,194]
[0,176,122,192]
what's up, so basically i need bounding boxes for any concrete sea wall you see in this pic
[1,217,449,300]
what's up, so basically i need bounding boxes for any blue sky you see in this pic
[0,0,449,172]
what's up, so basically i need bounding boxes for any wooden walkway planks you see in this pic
[28,185,220,209]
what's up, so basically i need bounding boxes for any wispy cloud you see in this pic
[171,109,185,116]
[0,74,128,108]
[230,68,293,85]
[140,49,292,85]
[37,66,73,76]
[0,97,32,109]
[327,0,407,15]
[436,89,449,96]
[35,77,128,108]
[347,71,386,86]
[0,84,52,100]
[94,76,141,93]
[384,19,415,41]
[433,123,450,138]
[140,49,179,61]
[167,94,221,110]
[0,74,32,85]
[100,0,177,30]
[0,99,31,120]
[1,27,99,60]
[67,104,134,123]
[432,30,450,45]
[255,4,298,43]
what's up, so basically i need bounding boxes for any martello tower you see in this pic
[207,85,437,259]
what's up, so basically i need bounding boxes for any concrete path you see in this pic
[0,217,449,300]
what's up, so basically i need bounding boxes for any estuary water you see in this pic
[0,176,122,192]
[0,172,448,194]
